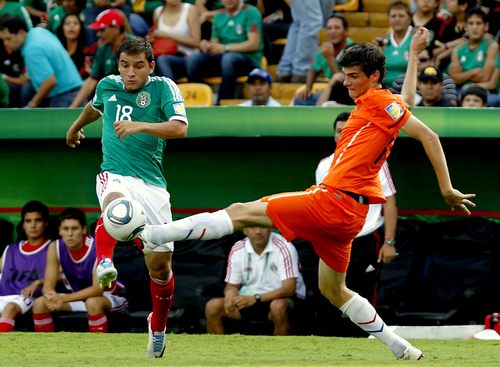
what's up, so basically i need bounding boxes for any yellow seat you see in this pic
[335,0,359,12]
[362,0,410,12]
[204,56,268,86]
[349,26,388,43]
[272,38,287,46]
[344,12,369,27]
[178,83,213,107]
[369,13,390,27]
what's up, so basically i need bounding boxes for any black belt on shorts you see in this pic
[339,189,369,205]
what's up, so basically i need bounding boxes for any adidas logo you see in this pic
[108,94,117,101]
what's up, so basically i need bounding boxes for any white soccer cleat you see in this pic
[147,312,166,358]
[96,257,117,289]
[398,345,424,360]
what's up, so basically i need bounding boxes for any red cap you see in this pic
[88,9,124,30]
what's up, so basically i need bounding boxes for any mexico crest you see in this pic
[136,92,151,108]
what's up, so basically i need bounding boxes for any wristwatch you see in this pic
[384,238,396,247]
[254,294,261,303]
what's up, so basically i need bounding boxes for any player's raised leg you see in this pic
[140,201,272,247]
[318,260,423,360]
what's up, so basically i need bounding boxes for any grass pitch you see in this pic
[1,333,499,367]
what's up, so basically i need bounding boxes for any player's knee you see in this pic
[2,302,21,318]
[205,298,224,318]
[319,283,344,307]
[33,297,47,313]
[85,297,105,314]
[269,299,290,321]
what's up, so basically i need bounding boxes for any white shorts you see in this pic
[67,292,128,313]
[96,171,174,252]
[0,295,34,314]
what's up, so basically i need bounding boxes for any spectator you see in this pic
[460,84,488,106]
[276,0,335,83]
[70,9,131,107]
[256,0,291,65]
[294,13,354,107]
[21,0,50,27]
[47,0,85,34]
[0,15,83,107]
[0,72,8,107]
[238,68,280,106]
[0,43,30,107]
[147,0,201,81]
[186,0,263,103]
[205,227,306,335]
[84,0,131,45]
[0,0,33,29]
[57,13,96,79]
[32,208,127,333]
[434,0,475,69]
[375,1,414,88]
[390,46,458,106]
[315,112,398,304]
[412,0,445,48]
[416,65,450,106]
[449,8,499,104]
[0,201,51,332]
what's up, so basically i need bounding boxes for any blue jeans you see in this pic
[277,0,334,77]
[129,13,150,38]
[48,88,80,107]
[186,51,255,101]
[156,54,188,80]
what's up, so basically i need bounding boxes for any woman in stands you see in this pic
[148,0,201,81]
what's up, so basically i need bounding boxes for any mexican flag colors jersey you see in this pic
[92,75,188,189]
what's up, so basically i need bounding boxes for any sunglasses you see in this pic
[418,57,430,63]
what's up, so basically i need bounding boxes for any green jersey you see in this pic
[212,4,263,67]
[383,27,413,88]
[92,75,188,188]
[0,2,33,29]
[456,36,496,89]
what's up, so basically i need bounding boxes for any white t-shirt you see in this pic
[225,232,306,299]
[238,97,281,106]
[315,154,396,237]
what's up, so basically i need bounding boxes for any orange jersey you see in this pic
[322,88,411,203]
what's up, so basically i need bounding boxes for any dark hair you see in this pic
[0,14,28,33]
[388,0,411,17]
[328,12,349,30]
[338,43,386,83]
[461,85,488,105]
[58,207,87,228]
[57,13,87,49]
[22,200,49,222]
[117,38,154,63]
[465,7,487,23]
[333,112,351,130]
[459,0,478,10]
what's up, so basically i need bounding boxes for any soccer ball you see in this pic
[103,198,147,242]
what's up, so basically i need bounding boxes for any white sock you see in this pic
[143,210,234,244]
[340,293,408,358]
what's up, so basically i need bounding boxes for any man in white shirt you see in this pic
[239,68,281,106]
[205,227,305,335]
[315,112,398,304]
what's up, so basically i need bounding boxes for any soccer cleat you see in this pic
[96,257,117,289]
[398,345,424,360]
[147,312,166,358]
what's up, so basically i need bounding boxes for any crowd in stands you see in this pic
[0,0,498,108]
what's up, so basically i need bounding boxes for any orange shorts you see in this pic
[261,185,368,273]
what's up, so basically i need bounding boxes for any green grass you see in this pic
[1,333,499,366]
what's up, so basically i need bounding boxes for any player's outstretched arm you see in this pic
[401,115,476,215]
[114,119,188,140]
[66,102,101,148]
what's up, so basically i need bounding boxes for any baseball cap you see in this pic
[419,66,443,83]
[88,9,124,30]
[247,68,272,84]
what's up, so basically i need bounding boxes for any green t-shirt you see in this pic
[212,4,263,67]
[383,28,413,88]
[0,2,33,29]
[456,36,496,89]
[0,75,9,107]
[311,38,355,79]
[90,34,134,80]
[92,75,188,188]
[47,6,67,34]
